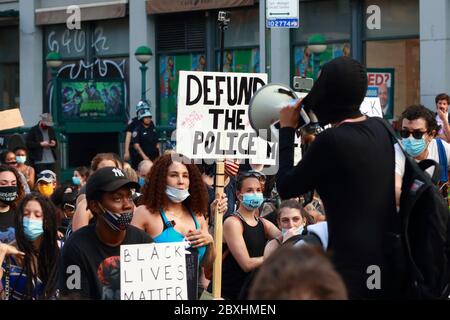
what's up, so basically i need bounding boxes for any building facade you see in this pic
[0,0,449,177]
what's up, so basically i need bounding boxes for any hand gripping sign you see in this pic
[176,71,272,164]
[176,71,269,299]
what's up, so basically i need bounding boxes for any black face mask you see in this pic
[0,186,18,206]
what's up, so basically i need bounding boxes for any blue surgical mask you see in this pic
[401,137,427,158]
[241,193,264,210]
[138,177,145,187]
[23,217,44,241]
[72,176,81,186]
[165,186,190,203]
[16,156,26,164]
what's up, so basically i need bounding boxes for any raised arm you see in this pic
[71,195,93,232]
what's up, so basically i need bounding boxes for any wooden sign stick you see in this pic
[212,160,225,299]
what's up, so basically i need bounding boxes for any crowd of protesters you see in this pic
[0,57,449,300]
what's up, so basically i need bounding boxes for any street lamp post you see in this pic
[45,52,63,124]
[135,46,153,102]
[217,11,230,72]
[45,51,63,175]
[307,34,327,80]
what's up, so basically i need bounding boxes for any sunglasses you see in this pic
[400,129,428,139]
[38,173,55,179]
[63,203,76,212]
[238,171,266,182]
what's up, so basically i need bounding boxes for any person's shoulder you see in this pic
[131,117,139,125]
[436,137,450,148]
[135,204,154,217]
[126,225,154,244]
[28,125,39,133]
[223,213,243,228]
[64,224,95,250]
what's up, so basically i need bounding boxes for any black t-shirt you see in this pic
[0,208,15,244]
[276,117,397,299]
[58,224,153,300]
[126,117,141,158]
[0,208,15,232]
[131,122,159,161]
[125,117,140,133]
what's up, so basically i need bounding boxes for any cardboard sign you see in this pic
[360,97,383,118]
[120,243,188,300]
[176,71,275,164]
[0,109,24,131]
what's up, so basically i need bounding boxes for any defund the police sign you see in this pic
[176,71,275,164]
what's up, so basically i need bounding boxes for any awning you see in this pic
[147,0,255,14]
[0,9,18,26]
[0,10,18,18]
[35,0,127,26]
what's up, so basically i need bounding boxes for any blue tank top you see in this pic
[154,208,206,263]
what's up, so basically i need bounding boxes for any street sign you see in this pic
[266,0,299,28]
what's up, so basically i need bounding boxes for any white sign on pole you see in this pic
[120,243,188,300]
[176,71,275,164]
[266,0,299,28]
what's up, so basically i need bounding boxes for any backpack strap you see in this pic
[418,159,440,185]
[436,138,448,183]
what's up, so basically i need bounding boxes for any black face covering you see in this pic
[302,57,368,126]
[0,186,18,206]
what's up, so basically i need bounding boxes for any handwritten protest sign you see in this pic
[360,97,383,118]
[0,109,24,131]
[120,243,188,300]
[176,71,274,164]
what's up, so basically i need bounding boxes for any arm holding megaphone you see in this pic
[279,99,303,128]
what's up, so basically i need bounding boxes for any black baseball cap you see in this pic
[86,167,140,202]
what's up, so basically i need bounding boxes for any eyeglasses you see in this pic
[400,129,428,139]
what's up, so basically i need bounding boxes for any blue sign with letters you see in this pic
[366,86,379,98]
[266,18,299,28]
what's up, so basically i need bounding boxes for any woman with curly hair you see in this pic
[131,153,215,295]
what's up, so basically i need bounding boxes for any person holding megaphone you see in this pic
[275,57,400,300]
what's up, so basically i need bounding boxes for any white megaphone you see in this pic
[248,83,312,141]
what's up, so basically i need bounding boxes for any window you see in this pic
[292,0,351,43]
[366,39,420,120]
[159,53,206,126]
[364,0,419,39]
[292,43,350,80]
[43,19,130,122]
[291,1,351,81]
[0,27,19,110]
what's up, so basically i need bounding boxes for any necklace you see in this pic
[336,115,367,127]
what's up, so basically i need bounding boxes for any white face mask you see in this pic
[165,185,190,203]
[281,225,304,237]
